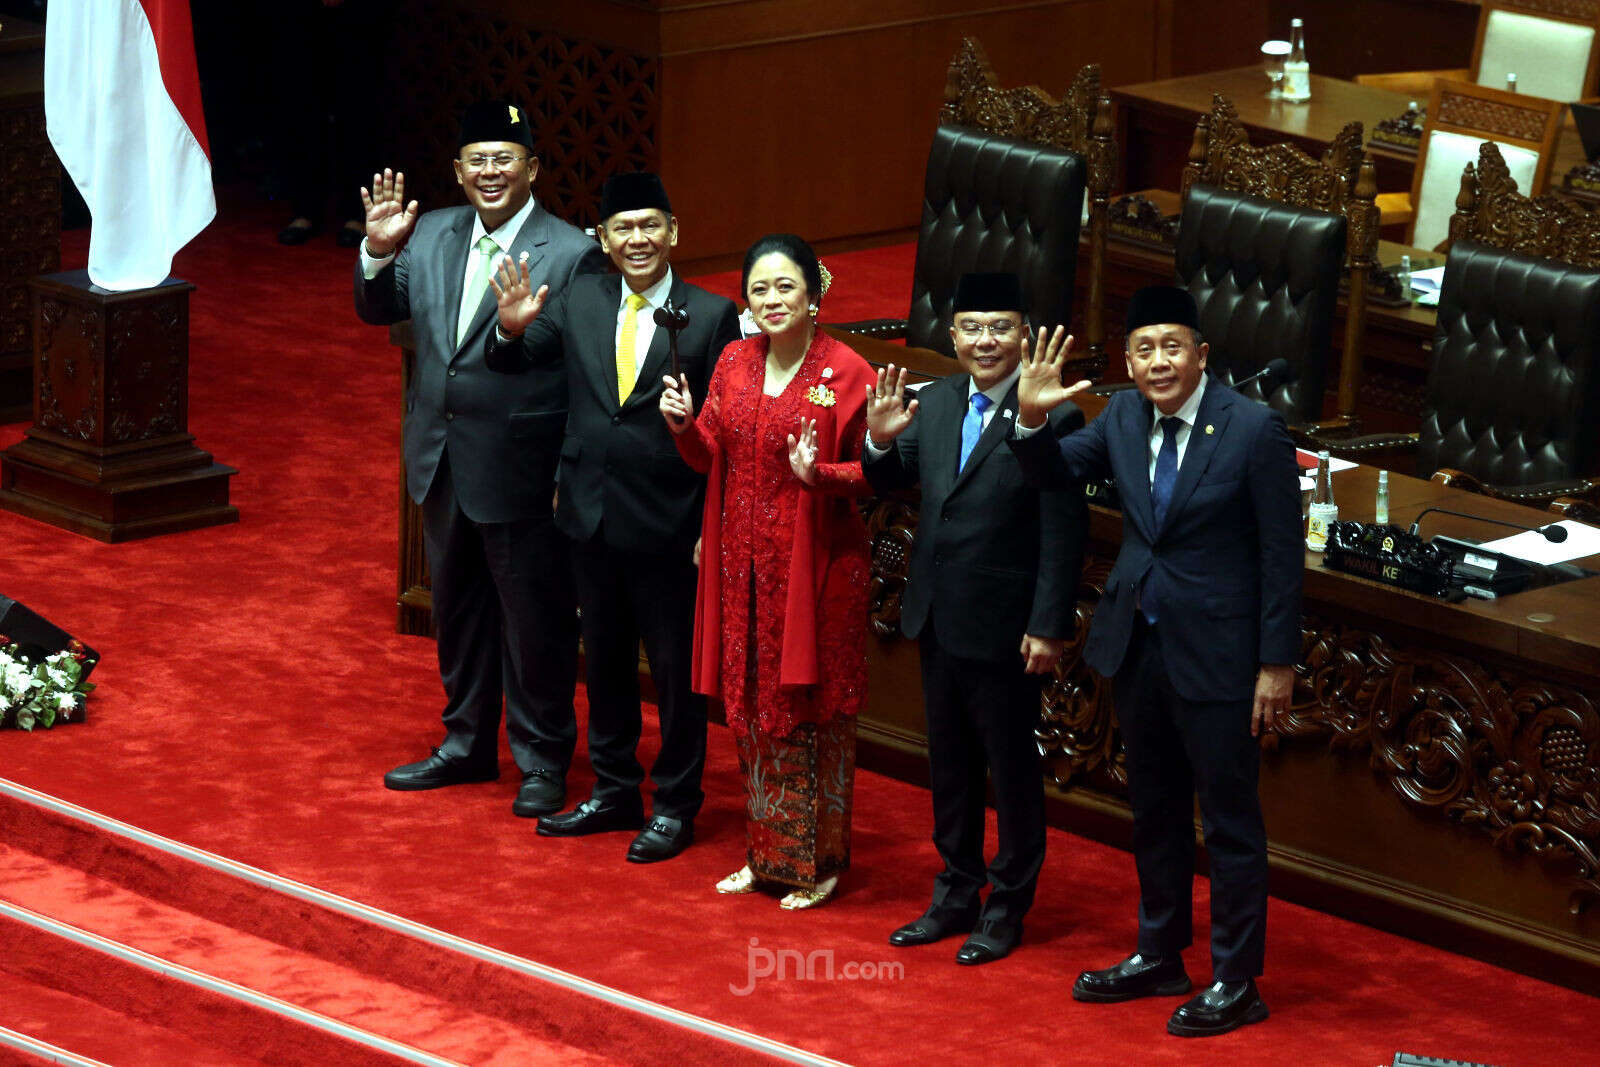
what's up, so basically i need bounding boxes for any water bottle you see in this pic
[1306,450,1338,550]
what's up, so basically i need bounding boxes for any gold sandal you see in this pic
[779,876,838,910]
[716,866,758,894]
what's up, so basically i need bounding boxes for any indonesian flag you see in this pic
[45,0,215,292]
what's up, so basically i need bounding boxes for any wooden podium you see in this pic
[0,271,237,541]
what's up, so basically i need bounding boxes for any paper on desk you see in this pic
[1295,449,1358,472]
[1407,265,1446,294]
[1480,520,1600,565]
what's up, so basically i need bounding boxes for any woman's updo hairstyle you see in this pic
[740,233,823,304]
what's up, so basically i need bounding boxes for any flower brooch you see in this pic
[806,368,838,408]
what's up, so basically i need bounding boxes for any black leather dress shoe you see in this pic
[536,797,644,837]
[955,919,1022,965]
[277,220,317,246]
[888,908,979,947]
[626,815,693,863]
[335,223,364,249]
[1167,979,1268,1037]
[511,769,565,818]
[1071,952,1192,1003]
[383,749,498,791]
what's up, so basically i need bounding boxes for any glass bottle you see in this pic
[1398,253,1413,303]
[1283,19,1312,102]
[1306,450,1338,550]
[1375,469,1390,526]
[1506,72,1518,93]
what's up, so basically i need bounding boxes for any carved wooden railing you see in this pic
[937,37,1115,373]
[1180,94,1380,429]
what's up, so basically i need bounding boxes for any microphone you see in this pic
[1409,506,1567,542]
[1231,358,1292,393]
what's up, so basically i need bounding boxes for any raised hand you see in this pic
[864,363,919,445]
[659,373,695,433]
[488,253,548,338]
[359,169,419,257]
[787,417,820,485]
[1016,325,1093,429]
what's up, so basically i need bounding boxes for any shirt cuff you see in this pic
[360,240,395,279]
[1012,418,1046,439]
[863,433,891,458]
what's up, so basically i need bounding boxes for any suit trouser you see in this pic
[571,534,706,821]
[1112,615,1268,980]
[420,450,578,775]
[918,628,1047,925]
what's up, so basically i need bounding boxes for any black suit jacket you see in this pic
[1008,376,1302,701]
[353,201,606,523]
[864,374,1088,663]
[486,271,740,556]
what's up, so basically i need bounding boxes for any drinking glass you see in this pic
[1262,40,1291,99]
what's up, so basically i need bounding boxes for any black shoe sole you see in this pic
[383,771,498,791]
[1166,998,1269,1037]
[1072,975,1193,1003]
[511,798,564,818]
[625,843,691,863]
[536,817,644,837]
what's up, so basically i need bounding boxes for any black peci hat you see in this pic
[458,100,535,153]
[1125,285,1199,334]
[952,272,1025,313]
[599,172,672,220]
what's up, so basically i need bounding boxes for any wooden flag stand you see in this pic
[0,270,237,541]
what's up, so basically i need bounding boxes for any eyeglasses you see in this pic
[460,153,528,172]
[955,320,1019,341]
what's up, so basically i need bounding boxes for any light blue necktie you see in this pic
[959,392,993,472]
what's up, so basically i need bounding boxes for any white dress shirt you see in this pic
[864,365,1019,456]
[614,268,675,388]
[1144,373,1207,482]
[360,195,539,331]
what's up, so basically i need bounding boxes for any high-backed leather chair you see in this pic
[1317,143,1600,506]
[833,39,1113,374]
[1163,96,1379,431]
[1357,0,1600,102]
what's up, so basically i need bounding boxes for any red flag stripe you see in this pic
[136,0,209,158]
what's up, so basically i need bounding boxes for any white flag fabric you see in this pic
[45,0,215,292]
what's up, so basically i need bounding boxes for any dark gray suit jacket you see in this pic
[485,271,740,556]
[353,201,606,523]
[1009,376,1303,701]
[863,374,1087,663]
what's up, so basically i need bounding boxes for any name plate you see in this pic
[1322,522,1455,597]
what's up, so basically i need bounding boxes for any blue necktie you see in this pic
[1142,416,1182,625]
[959,392,993,472]
[1150,416,1181,529]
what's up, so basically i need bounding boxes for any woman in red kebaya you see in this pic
[659,233,873,909]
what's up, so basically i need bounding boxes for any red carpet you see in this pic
[1,198,1595,1066]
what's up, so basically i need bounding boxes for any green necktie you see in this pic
[456,234,500,346]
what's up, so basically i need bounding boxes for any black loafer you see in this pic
[1072,952,1192,1003]
[277,220,317,246]
[536,797,644,837]
[626,815,693,863]
[511,769,565,818]
[1167,979,1269,1037]
[383,748,498,791]
[335,223,364,249]
[888,907,979,947]
[955,919,1022,965]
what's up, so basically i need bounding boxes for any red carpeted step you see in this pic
[0,843,629,1066]
[0,910,418,1067]
[0,968,247,1067]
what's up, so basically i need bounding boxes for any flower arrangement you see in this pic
[0,636,96,731]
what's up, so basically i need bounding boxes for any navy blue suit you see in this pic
[1009,375,1301,979]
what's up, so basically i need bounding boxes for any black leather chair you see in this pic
[837,123,1086,360]
[1174,183,1347,428]
[1330,240,1600,504]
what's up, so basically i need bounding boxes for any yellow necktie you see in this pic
[617,292,649,402]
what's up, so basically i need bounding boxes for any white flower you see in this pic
[58,693,76,711]
[3,662,36,695]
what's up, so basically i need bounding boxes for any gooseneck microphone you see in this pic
[1232,358,1292,393]
[1408,506,1568,542]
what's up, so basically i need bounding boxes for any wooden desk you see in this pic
[856,425,1600,996]
[1112,67,1418,195]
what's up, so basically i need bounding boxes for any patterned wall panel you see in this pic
[386,1,658,228]
[1,101,61,356]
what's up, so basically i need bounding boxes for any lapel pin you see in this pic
[1003,409,1014,420]
[822,366,834,380]
[1205,424,1214,435]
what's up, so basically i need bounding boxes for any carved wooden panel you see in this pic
[386,0,658,226]
[1181,95,1363,214]
[864,497,916,640]
[1436,86,1554,143]
[104,297,187,444]
[0,102,59,357]
[35,298,102,442]
[1451,142,1600,267]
